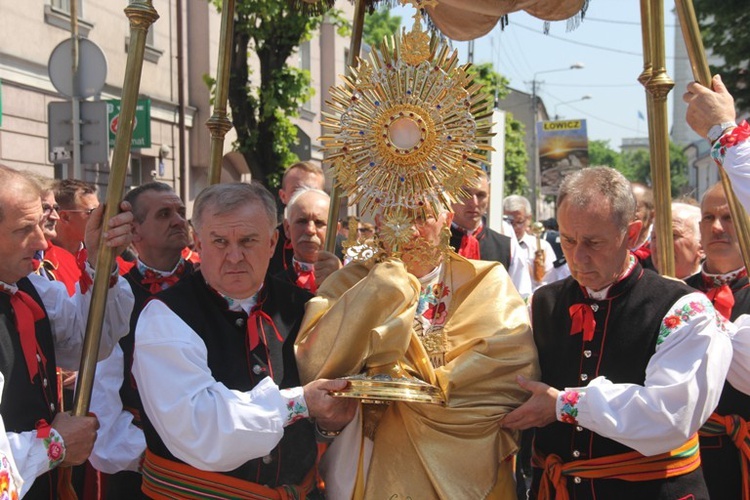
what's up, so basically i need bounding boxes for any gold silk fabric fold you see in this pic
[295,253,540,499]
[424,0,586,41]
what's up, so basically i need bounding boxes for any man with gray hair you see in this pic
[132,182,356,498]
[277,187,341,293]
[501,166,731,498]
[650,202,703,280]
[503,194,556,291]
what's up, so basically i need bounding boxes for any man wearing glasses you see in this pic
[52,179,99,256]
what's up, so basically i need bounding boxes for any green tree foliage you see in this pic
[467,63,528,195]
[207,0,346,187]
[363,8,401,49]
[692,1,750,110]
[588,140,623,170]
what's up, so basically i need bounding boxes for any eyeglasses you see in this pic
[60,208,96,216]
[42,204,60,215]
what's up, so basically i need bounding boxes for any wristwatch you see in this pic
[707,121,736,143]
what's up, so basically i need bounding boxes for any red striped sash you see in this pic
[699,412,750,500]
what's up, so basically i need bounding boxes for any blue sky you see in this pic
[389,0,683,151]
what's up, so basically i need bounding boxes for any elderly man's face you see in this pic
[504,209,530,240]
[41,191,60,240]
[194,201,277,299]
[558,195,640,291]
[284,192,329,263]
[651,216,703,279]
[700,187,743,274]
[132,189,189,259]
[0,185,47,283]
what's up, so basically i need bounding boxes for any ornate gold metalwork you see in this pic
[639,0,675,277]
[73,0,159,417]
[207,0,236,185]
[330,373,445,405]
[674,0,750,272]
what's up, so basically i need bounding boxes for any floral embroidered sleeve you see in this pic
[717,124,750,215]
[556,390,583,426]
[711,120,750,167]
[554,292,732,456]
[279,386,309,426]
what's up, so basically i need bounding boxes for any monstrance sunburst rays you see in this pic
[320,2,495,232]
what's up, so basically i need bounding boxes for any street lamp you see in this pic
[554,95,592,120]
[529,63,584,219]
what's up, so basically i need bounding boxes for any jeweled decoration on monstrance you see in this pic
[321,0,494,262]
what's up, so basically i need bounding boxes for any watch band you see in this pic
[707,121,736,143]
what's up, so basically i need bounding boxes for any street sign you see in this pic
[48,38,107,99]
[106,99,151,148]
[48,101,109,164]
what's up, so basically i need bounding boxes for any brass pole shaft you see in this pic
[72,1,159,416]
[640,0,675,277]
[207,0,236,185]
[674,0,750,272]
[325,0,366,253]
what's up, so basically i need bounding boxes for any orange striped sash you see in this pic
[532,434,701,500]
[141,450,315,500]
[699,412,750,500]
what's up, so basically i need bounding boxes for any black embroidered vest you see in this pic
[139,272,317,487]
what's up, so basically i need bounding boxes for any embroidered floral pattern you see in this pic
[701,266,747,288]
[559,390,580,425]
[0,455,19,500]
[286,399,308,425]
[657,297,712,345]
[43,429,65,469]
[712,120,750,166]
[417,281,450,328]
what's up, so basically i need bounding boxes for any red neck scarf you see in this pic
[141,261,186,294]
[293,261,317,293]
[569,303,596,342]
[706,285,735,320]
[458,225,481,260]
[2,287,47,382]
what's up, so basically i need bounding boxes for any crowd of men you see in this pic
[2,77,750,500]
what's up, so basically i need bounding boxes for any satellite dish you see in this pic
[48,38,107,98]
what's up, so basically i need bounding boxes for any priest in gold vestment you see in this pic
[295,208,540,499]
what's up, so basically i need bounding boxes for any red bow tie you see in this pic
[142,273,180,294]
[8,290,48,383]
[294,262,317,293]
[76,249,94,294]
[706,285,735,320]
[569,303,596,342]
[458,232,480,260]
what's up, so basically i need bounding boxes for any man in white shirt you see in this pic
[501,166,731,498]
[0,165,135,499]
[132,182,356,498]
[503,194,557,291]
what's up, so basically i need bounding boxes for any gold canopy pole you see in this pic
[72,1,159,416]
[639,0,675,277]
[675,0,750,271]
[207,0,236,185]
[325,0,366,252]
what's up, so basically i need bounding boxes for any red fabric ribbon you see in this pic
[76,249,93,294]
[294,261,317,293]
[458,233,480,260]
[706,284,735,320]
[246,308,284,352]
[631,245,650,263]
[569,303,596,342]
[141,273,180,294]
[11,290,47,383]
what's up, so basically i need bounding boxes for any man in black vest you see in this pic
[683,182,750,500]
[449,171,532,298]
[89,182,195,498]
[501,166,731,499]
[0,165,135,499]
[276,187,340,293]
[132,182,356,498]
[268,161,326,277]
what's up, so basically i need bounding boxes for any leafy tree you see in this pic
[207,0,346,188]
[618,142,689,198]
[692,1,750,110]
[588,140,623,170]
[363,7,401,49]
[468,62,528,195]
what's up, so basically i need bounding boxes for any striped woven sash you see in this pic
[141,449,315,500]
[699,412,750,500]
[532,434,701,500]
